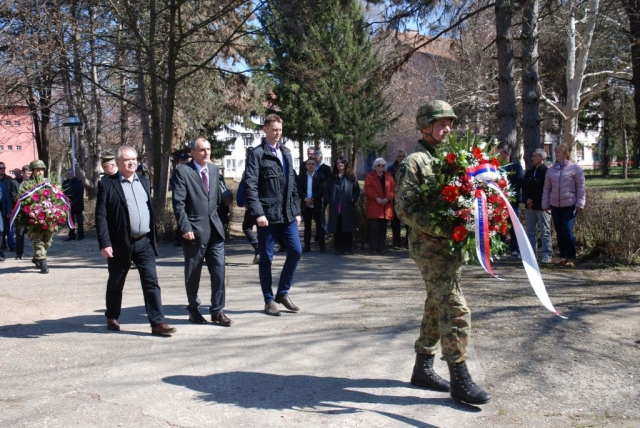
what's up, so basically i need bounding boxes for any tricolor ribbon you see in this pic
[465,164,566,319]
[10,181,76,230]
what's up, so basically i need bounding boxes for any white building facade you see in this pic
[216,116,332,179]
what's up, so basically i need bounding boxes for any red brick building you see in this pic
[0,105,37,176]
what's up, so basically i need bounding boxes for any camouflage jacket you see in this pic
[394,139,449,239]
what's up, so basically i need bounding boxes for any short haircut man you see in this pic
[172,137,230,326]
[245,114,302,316]
[95,145,176,336]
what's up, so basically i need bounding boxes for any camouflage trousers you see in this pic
[27,229,53,261]
[410,236,471,364]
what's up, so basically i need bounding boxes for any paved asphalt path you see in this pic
[0,231,495,427]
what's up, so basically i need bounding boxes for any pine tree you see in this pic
[260,0,396,171]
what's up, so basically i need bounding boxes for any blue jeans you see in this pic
[257,220,302,303]
[550,206,577,259]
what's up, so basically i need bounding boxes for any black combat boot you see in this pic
[39,259,49,274]
[410,353,450,391]
[448,361,491,404]
[15,253,23,260]
[32,257,40,268]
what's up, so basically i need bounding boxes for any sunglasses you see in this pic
[375,164,386,167]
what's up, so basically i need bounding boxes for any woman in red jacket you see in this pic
[365,157,396,254]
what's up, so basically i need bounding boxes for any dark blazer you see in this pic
[95,173,158,258]
[62,177,85,212]
[317,163,331,182]
[172,160,225,245]
[244,139,301,224]
[297,171,325,212]
[325,175,361,233]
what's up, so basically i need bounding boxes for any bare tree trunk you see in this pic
[521,0,540,170]
[495,0,518,158]
[624,0,640,169]
[563,0,600,147]
[601,91,611,177]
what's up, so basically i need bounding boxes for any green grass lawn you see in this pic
[585,175,640,197]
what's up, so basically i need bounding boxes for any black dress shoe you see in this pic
[188,312,208,324]
[211,312,232,326]
[151,323,177,336]
[274,294,300,312]
[106,318,120,331]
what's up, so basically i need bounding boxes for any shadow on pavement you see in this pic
[164,371,480,425]
[0,305,190,338]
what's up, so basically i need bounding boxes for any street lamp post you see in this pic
[62,116,82,175]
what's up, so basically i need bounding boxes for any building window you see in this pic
[293,141,299,149]
[7,145,13,150]
[4,120,10,126]
[226,158,236,172]
[323,143,331,149]
[14,120,20,126]
[16,145,22,151]
[325,157,331,166]
[243,135,253,148]
[0,145,3,150]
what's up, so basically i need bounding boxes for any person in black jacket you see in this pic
[297,157,326,253]
[62,169,85,241]
[244,114,302,317]
[95,146,176,336]
[522,149,552,263]
[387,149,408,248]
[498,145,524,258]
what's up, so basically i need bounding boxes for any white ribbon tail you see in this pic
[487,182,566,319]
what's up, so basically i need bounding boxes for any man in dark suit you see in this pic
[62,169,85,241]
[95,146,176,336]
[297,157,325,253]
[172,138,230,326]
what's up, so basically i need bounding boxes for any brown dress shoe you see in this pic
[151,323,177,336]
[264,301,281,316]
[274,294,300,312]
[106,318,120,331]
[211,311,232,326]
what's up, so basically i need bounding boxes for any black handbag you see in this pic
[219,176,233,207]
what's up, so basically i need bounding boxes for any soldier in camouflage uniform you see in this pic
[18,160,53,274]
[394,100,491,405]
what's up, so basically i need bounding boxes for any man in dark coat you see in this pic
[522,149,552,263]
[0,161,18,251]
[244,114,302,317]
[387,149,409,248]
[172,138,230,326]
[63,169,85,241]
[498,144,524,258]
[297,157,326,253]
[95,145,176,336]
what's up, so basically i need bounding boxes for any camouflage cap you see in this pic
[29,160,46,170]
[415,100,457,130]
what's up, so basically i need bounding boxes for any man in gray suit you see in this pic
[172,138,231,326]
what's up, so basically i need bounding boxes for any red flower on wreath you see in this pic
[42,189,51,197]
[452,225,467,242]
[446,152,457,165]
[490,157,501,168]
[32,193,40,202]
[472,147,484,160]
[23,205,31,213]
[442,185,460,204]
[497,178,508,189]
